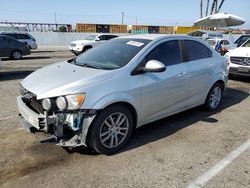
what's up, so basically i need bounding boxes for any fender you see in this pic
[91,92,139,111]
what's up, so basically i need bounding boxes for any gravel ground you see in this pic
[0,49,249,188]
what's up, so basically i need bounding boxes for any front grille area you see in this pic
[20,86,44,114]
[230,56,250,66]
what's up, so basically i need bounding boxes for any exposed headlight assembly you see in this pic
[42,98,52,110]
[56,94,86,110]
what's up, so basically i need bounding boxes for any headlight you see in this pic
[56,96,67,110]
[56,94,85,110]
[42,98,52,110]
[76,43,82,47]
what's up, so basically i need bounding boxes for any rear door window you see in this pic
[181,40,212,62]
[145,40,182,66]
[5,33,17,39]
[16,34,31,39]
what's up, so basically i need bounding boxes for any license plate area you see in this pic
[238,67,250,73]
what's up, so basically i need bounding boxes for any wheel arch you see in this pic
[85,101,138,150]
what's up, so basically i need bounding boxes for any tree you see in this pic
[217,0,226,12]
[200,0,226,17]
[205,0,210,16]
[59,26,67,32]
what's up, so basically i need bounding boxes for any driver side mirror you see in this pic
[131,60,166,75]
[95,38,100,41]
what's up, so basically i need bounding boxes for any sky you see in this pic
[0,0,250,28]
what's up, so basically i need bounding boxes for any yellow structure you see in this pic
[175,26,201,34]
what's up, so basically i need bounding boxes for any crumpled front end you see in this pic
[17,87,96,147]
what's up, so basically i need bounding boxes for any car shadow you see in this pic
[31,51,55,53]
[229,75,250,83]
[68,87,249,156]
[1,56,51,61]
[0,70,33,81]
[120,87,249,154]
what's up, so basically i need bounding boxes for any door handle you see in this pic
[208,64,214,68]
[177,72,186,78]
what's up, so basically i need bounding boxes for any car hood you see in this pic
[21,61,113,99]
[71,40,93,44]
[227,47,250,57]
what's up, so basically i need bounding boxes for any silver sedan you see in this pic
[17,34,229,154]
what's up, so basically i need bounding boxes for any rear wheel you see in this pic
[11,50,22,60]
[87,105,134,155]
[205,83,223,111]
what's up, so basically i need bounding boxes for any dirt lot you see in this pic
[0,49,249,188]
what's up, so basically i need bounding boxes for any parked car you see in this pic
[0,32,37,49]
[188,30,223,39]
[206,38,234,56]
[69,34,118,55]
[234,34,250,47]
[17,35,228,154]
[226,38,250,77]
[0,35,31,59]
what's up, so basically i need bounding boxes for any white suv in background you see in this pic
[69,34,118,55]
[0,32,38,50]
[227,38,250,77]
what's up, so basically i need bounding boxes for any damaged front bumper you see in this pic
[17,96,96,147]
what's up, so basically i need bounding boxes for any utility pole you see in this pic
[121,12,124,25]
[54,12,57,31]
[200,0,203,18]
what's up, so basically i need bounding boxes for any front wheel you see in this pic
[205,83,223,111]
[87,105,134,155]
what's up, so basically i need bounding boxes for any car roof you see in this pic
[119,34,197,41]
[0,32,28,34]
[208,38,228,41]
[0,34,24,43]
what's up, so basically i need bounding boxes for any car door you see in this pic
[0,36,11,57]
[139,40,189,123]
[181,40,213,106]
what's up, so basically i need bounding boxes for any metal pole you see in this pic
[121,12,124,25]
[54,12,57,31]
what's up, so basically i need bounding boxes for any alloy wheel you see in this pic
[209,86,222,109]
[99,112,129,148]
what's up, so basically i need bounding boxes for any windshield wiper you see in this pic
[76,63,102,69]
[67,58,77,64]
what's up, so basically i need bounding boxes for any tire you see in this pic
[205,83,223,111]
[87,105,134,155]
[11,50,22,60]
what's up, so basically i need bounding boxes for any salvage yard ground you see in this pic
[0,49,249,188]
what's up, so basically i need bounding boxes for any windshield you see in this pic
[242,39,250,47]
[85,35,98,41]
[74,38,151,70]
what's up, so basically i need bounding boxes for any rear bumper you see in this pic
[30,43,38,50]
